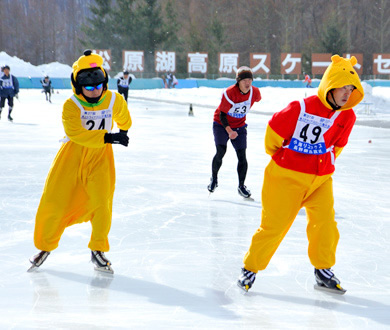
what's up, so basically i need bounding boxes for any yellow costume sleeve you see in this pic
[265,124,285,156]
[334,146,343,158]
[112,92,132,131]
[62,99,107,148]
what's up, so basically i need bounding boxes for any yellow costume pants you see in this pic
[34,141,115,252]
[244,160,339,272]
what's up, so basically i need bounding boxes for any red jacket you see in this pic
[213,85,261,128]
[269,95,356,175]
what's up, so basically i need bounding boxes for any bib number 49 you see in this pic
[299,124,322,144]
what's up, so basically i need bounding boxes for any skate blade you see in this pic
[238,192,252,199]
[314,283,346,295]
[94,266,114,274]
[237,281,249,294]
[27,264,38,273]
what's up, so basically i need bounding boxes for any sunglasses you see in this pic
[83,83,103,91]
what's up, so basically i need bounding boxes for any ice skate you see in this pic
[207,177,218,193]
[91,251,114,274]
[27,251,50,272]
[238,185,251,198]
[314,268,346,294]
[7,108,13,122]
[237,267,256,292]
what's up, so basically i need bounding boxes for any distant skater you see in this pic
[117,71,132,103]
[207,66,261,198]
[0,65,19,121]
[41,76,54,103]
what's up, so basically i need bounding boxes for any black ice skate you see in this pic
[91,251,114,274]
[8,108,13,122]
[238,185,251,198]
[207,177,218,193]
[237,267,256,292]
[314,268,346,294]
[27,251,50,272]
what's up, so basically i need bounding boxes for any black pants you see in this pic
[211,145,248,186]
[0,95,14,108]
[118,88,128,102]
[44,89,51,100]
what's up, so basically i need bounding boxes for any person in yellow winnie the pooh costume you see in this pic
[237,55,364,294]
[28,50,132,274]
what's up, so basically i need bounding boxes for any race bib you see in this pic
[1,76,13,89]
[81,109,112,131]
[224,87,253,119]
[118,77,130,88]
[71,93,116,133]
[227,99,251,118]
[288,100,339,155]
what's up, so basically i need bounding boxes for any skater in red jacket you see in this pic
[238,55,364,294]
[207,66,261,198]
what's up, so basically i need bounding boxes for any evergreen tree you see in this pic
[163,0,185,75]
[320,12,347,55]
[207,14,228,75]
[163,0,180,50]
[109,0,138,72]
[136,0,167,73]
[80,0,114,50]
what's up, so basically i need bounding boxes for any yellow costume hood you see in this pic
[72,50,106,81]
[70,50,108,98]
[317,55,364,111]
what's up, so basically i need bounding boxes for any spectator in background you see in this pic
[161,75,168,88]
[172,75,178,88]
[41,75,54,103]
[304,72,313,88]
[117,71,132,103]
[0,65,19,121]
[166,72,173,88]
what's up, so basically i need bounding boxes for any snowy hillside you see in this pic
[0,51,72,78]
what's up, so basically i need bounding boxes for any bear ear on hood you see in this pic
[349,56,357,66]
[331,54,342,63]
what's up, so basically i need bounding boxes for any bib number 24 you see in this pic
[86,119,105,130]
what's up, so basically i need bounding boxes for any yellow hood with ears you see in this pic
[317,54,364,111]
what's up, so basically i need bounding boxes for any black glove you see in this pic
[104,131,129,146]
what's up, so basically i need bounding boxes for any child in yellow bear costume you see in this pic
[28,50,132,273]
[238,55,364,293]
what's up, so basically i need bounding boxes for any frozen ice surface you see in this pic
[0,89,389,329]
